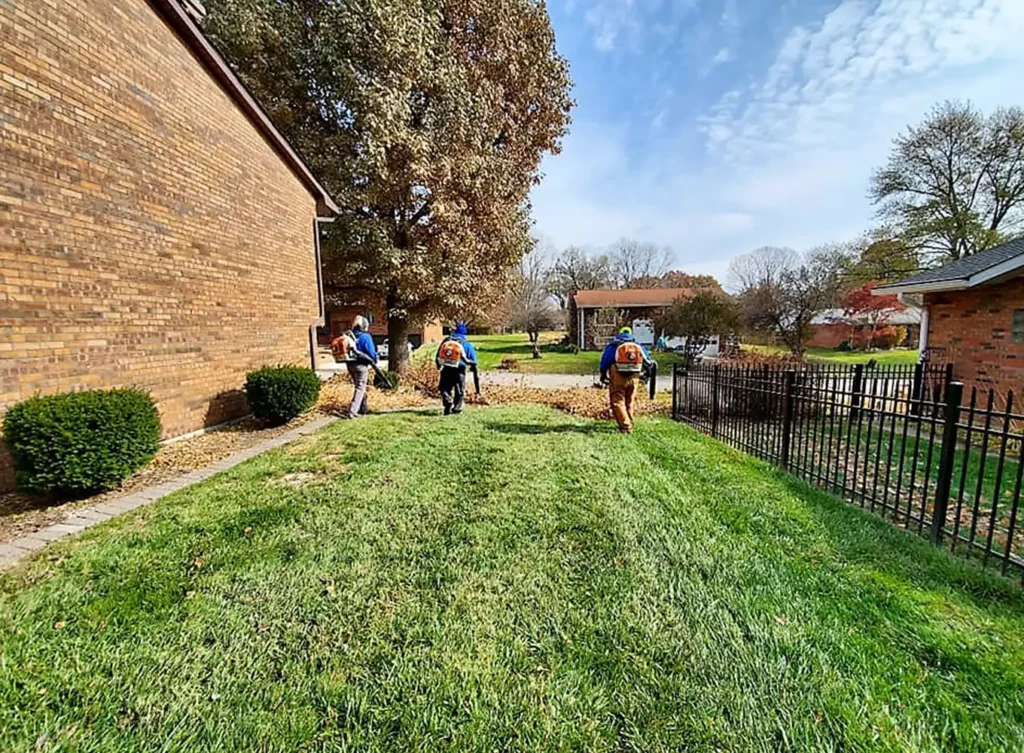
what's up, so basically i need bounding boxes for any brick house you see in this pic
[0,0,339,488]
[568,288,695,350]
[325,299,443,351]
[875,236,1024,397]
[807,307,921,349]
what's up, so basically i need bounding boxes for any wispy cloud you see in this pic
[535,0,1024,279]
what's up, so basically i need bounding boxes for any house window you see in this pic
[1014,310,1024,343]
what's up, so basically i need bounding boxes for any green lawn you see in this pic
[467,332,684,373]
[3,406,1024,751]
[745,344,920,365]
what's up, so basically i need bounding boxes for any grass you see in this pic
[745,344,920,365]
[466,332,684,373]
[811,420,1023,543]
[3,406,1024,751]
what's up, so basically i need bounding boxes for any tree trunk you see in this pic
[529,329,541,359]
[388,313,411,375]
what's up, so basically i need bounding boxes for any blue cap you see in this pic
[454,322,468,336]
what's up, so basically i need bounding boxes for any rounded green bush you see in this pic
[245,365,321,425]
[3,388,161,495]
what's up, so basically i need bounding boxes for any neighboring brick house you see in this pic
[0,0,339,488]
[325,299,443,351]
[568,288,695,350]
[875,237,1024,398]
[807,307,921,349]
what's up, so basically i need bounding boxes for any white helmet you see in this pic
[352,315,369,330]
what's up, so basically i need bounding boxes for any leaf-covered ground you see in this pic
[2,406,1023,752]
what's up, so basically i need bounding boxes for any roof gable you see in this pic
[875,236,1024,295]
[573,288,695,308]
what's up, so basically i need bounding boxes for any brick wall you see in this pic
[807,323,851,349]
[328,306,444,347]
[0,0,321,489]
[925,276,1024,398]
[806,323,920,349]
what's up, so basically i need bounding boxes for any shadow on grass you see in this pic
[483,421,616,436]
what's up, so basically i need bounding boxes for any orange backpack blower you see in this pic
[437,339,465,369]
[613,341,645,373]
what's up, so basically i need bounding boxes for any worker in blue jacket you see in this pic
[600,327,653,433]
[346,315,378,418]
[435,323,478,415]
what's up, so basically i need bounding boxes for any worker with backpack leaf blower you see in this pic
[334,315,380,419]
[600,326,656,434]
[435,323,479,415]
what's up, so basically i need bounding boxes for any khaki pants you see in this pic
[609,369,638,433]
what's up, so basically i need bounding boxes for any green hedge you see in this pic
[3,388,161,494]
[245,365,321,425]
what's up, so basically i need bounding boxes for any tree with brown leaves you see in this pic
[203,0,573,373]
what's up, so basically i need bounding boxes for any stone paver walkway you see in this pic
[0,415,338,571]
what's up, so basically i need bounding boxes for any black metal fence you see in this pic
[672,361,1024,579]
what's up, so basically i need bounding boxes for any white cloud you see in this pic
[578,0,703,53]
[534,0,1024,281]
[711,47,735,65]
[703,0,1024,168]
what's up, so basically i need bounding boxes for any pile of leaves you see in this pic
[722,348,803,366]
[468,386,669,420]
[317,375,433,415]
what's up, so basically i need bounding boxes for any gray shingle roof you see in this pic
[885,235,1024,289]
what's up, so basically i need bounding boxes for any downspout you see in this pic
[918,304,929,360]
[309,216,334,371]
[898,292,928,361]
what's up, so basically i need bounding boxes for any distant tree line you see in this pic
[723,99,1024,356]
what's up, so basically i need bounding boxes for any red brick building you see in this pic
[0,0,338,488]
[807,308,921,349]
[326,300,443,350]
[875,237,1024,398]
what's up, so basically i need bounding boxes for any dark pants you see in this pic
[438,366,466,415]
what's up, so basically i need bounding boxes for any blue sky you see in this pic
[530,0,1024,280]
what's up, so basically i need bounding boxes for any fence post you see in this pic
[711,364,720,438]
[931,381,963,544]
[672,364,679,419]
[781,369,796,468]
[850,363,865,423]
[910,362,923,417]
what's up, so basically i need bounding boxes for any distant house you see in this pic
[0,0,338,488]
[568,288,695,350]
[325,296,442,351]
[875,236,1024,396]
[807,307,922,349]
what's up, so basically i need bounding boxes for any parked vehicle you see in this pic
[377,339,414,360]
